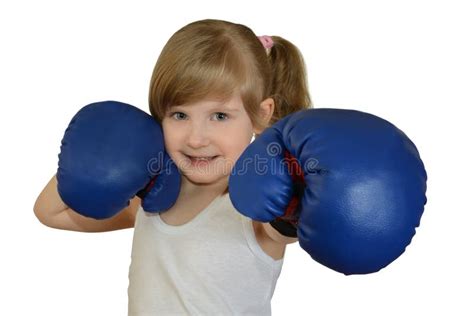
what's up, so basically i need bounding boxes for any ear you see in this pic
[254,97,275,134]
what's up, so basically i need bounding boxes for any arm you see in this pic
[252,221,297,261]
[252,219,298,245]
[34,174,140,232]
[261,222,298,245]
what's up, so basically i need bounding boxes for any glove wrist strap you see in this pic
[269,219,298,238]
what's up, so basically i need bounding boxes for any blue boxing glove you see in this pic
[229,109,427,275]
[57,101,180,219]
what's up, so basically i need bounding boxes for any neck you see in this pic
[180,175,228,198]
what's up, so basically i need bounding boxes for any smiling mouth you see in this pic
[185,155,218,161]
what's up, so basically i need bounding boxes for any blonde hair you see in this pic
[149,19,311,132]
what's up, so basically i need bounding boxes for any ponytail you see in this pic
[267,36,312,125]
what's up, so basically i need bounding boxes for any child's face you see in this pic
[162,93,255,186]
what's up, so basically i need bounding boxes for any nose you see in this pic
[186,121,210,149]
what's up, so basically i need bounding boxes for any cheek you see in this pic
[224,134,253,161]
[237,124,254,145]
[162,123,180,153]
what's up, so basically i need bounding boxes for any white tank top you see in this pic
[128,192,284,315]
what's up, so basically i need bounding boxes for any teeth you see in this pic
[188,156,215,160]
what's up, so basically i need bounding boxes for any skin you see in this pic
[32,92,296,260]
[160,93,297,254]
[162,93,258,195]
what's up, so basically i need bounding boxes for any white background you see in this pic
[1,0,473,315]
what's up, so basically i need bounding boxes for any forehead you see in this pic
[170,94,244,112]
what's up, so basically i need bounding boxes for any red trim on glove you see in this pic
[269,151,306,237]
[282,150,305,221]
[136,176,157,199]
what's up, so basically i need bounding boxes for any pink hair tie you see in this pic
[258,35,273,55]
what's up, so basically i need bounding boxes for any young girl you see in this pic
[34,19,311,314]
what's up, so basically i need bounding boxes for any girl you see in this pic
[34,19,311,315]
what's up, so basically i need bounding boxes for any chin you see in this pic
[183,172,228,186]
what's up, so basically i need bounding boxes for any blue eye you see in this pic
[172,112,187,120]
[213,112,229,121]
